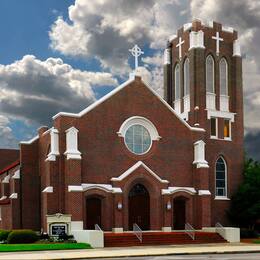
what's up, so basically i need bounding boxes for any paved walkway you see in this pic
[0,243,260,260]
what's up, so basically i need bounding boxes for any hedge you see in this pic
[7,230,39,244]
[0,230,11,242]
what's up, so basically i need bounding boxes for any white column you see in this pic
[46,128,59,161]
[64,127,82,160]
[193,140,209,168]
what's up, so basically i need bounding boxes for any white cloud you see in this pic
[0,55,117,125]
[0,115,17,148]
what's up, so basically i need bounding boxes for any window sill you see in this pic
[210,137,232,142]
[214,196,230,200]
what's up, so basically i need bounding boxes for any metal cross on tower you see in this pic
[129,44,144,69]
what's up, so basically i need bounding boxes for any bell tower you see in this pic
[164,19,243,142]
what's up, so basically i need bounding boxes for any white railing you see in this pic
[133,223,142,243]
[215,222,225,238]
[95,224,102,231]
[185,223,195,240]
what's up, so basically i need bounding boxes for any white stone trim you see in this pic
[198,190,211,196]
[164,48,171,65]
[42,186,53,193]
[9,193,18,199]
[214,196,230,200]
[2,175,10,184]
[193,140,209,168]
[111,161,169,184]
[68,184,122,193]
[20,135,39,145]
[0,196,7,201]
[222,26,234,33]
[206,109,235,122]
[233,39,241,57]
[189,30,205,50]
[64,127,82,160]
[168,34,177,42]
[183,22,192,31]
[53,76,205,133]
[162,187,196,195]
[112,227,123,233]
[118,116,161,141]
[12,169,20,179]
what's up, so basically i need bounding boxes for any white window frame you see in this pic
[220,58,228,96]
[206,55,215,94]
[210,117,218,139]
[215,157,228,199]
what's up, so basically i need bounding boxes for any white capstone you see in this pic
[193,140,209,168]
[64,127,82,160]
[233,39,241,57]
[9,193,18,199]
[189,30,205,50]
[12,169,20,179]
[42,186,53,193]
[164,48,171,65]
[46,128,59,161]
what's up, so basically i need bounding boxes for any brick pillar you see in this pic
[162,194,172,231]
[113,193,123,232]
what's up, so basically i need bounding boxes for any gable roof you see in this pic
[111,161,169,184]
[52,75,205,133]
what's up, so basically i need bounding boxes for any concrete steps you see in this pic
[104,231,227,247]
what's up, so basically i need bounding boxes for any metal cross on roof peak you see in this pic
[129,44,144,69]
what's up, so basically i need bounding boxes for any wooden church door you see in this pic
[86,197,102,230]
[128,184,150,230]
[173,198,186,230]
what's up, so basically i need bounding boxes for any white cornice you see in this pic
[111,161,169,184]
[68,184,122,193]
[20,135,39,145]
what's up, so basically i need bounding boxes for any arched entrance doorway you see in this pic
[173,197,186,230]
[128,183,150,230]
[86,197,102,230]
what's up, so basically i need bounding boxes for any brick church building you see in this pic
[0,20,244,234]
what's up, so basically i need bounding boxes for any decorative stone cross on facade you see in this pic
[176,37,185,59]
[212,32,223,56]
[129,44,144,69]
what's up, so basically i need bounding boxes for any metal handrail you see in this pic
[133,223,142,243]
[185,223,195,240]
[215,222,225,237]
[95,224,102,231]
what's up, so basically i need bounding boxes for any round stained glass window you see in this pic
[124,124,152,155]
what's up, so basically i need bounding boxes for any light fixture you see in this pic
[166,201,171,210]
[117,202,123,210]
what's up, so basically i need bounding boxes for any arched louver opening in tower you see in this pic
[219,58,229,111]
[183,58,190,113]
[174,63,181,114]
[215,157,227,198]
[206,55,216,110]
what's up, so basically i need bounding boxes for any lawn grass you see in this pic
[252,239,260,244]
[0,243,92,252]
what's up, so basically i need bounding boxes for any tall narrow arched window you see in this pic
[220,58,228,95]
[184,58,190,96]
[215,157,227,197]
[175,64,180,100]
[206,55,215,93]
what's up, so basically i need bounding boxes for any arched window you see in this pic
[215,157,227,197]
[220,58,228,95]
[206,55,215,93]
[175,64,180,100]
[184,58,190,96]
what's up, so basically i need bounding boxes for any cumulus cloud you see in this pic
[49,0,190,74]
[0,115,17,148]
[0,55,117,126]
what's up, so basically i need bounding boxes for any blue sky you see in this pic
[0,0,259,161]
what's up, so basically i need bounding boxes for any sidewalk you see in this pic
[0,243,260,260]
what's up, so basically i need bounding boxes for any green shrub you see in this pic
[240,228,259,238]
[7,230,39,244]
[0,230,11,242]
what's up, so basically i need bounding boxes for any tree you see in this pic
[228,158,260,230]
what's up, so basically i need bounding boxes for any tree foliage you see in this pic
[228,158,260,229]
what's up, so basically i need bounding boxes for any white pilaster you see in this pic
[164,48,171,65]
[193,140,209,168]
[46,128,59,161]
[64,127,82,160]
[233,39,241,57]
